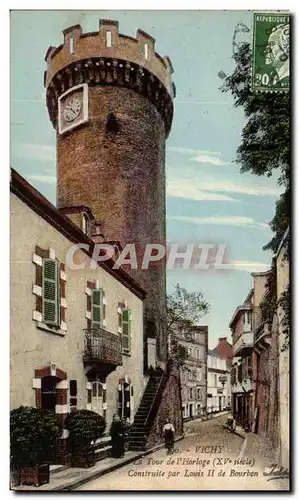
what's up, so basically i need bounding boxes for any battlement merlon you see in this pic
[44,19,174,98]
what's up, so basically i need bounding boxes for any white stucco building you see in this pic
[175,326,208,420]
[207,351,231,413]
[10,169,148,449]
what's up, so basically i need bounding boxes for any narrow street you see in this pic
[77,414,285,491]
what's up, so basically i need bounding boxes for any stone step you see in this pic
[130,436,147,441]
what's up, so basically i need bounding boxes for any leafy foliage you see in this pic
[166,283,210,367]
[10,406,62,468]
[259,266,277,325]
[278,284,290,351]
[220,42,290,253]
[167,283,210,332]
[65,409,106,453]
[221,42,290,352]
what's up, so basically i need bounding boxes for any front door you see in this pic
[91,381,104,416]
[41,376,58,412]
[189,404,193,418]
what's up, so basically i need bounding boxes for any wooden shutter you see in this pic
[102,290,106,323]
[43,258,59,326]
[122,308,131,353]
[92,289,102,328]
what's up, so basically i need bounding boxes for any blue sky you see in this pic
[10,10,282,348]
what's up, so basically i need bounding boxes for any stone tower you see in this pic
[45,19,175,366]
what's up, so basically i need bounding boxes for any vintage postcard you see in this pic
[10,9,290,492]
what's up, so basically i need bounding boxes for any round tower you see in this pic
[45,19,175,365]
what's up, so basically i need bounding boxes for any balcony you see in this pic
[254,322,271,352]
[233,331,254,357]
[186,356,203,366]
[83,327,122,375]
[231,377,254,394]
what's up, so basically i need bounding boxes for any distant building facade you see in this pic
[230,289,255,429]
[230,227,289,466]
[175,326,208,420]
[212,337,233,366]
[207,351,231,413]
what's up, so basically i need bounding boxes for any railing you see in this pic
[233,331,254,356]
[144,372,165,427]
[144,359,172,428]
[254,322,270,344]
[83,327,122,366]
[186,356,202,365]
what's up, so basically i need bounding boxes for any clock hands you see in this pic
[63,98,81,122]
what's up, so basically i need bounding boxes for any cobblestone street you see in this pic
[77,415,288,491]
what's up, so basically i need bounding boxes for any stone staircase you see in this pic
[129,370,164,451]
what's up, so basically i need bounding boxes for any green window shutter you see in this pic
[122,309,131,353]
[43,258,59,326]
[92,289,102,327]
[102,291,106,321]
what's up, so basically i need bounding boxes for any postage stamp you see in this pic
[251,12,290,93]
[10,10,290,492]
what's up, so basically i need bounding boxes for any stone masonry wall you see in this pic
[57,84,167,362]
[146,368,183,449]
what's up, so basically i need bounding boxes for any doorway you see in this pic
[41,376,59,412]
[189,404,193,419]
[91,381,105,417]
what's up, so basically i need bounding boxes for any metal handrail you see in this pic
[254,321,270,343]
[144,372,166,427]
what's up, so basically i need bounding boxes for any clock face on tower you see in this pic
[63,97,82,122]
[58,83,89,134]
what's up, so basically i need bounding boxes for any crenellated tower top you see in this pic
[45,19,175,136]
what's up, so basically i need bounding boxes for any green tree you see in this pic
[277,284,290,351]
[166,283,210,367]
[221,42,290,351]
[220,42,290,253]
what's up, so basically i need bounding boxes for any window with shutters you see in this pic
[91,289,104,328]
[42,258,60,326]
[121,308,131,354]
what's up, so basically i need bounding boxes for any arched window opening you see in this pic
[82,213,88,234]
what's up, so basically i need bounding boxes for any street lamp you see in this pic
[219,375,227,388]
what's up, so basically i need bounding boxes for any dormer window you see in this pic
[69,37,75,55]
[82,213,88,234]
[106,30,112,47]
[144,43,149,59]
